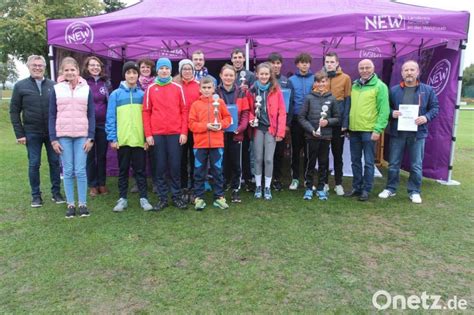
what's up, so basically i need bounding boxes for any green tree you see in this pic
[0,0,104,63]
[104,0,126,13]
[0,57,19,89]
[462,64,474,98]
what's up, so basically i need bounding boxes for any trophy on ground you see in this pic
[251,95,262,127]
[211,94,221,129]
[314,105,329,137]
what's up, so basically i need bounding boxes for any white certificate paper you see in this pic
[397,104,419,132]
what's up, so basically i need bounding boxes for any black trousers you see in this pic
[273,139,286,181]
[327,127,345,185]
[241,133,252,182]
[118,146,147,199]
[290,119,307,181]
[224,133,242,190]
[304,138,330,191]
[180,131,194,189]
[87,127,108,187]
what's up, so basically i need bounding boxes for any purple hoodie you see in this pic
[85,76,112,128]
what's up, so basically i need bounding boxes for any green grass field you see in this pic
[0,98,472,313]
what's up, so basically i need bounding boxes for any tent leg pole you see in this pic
[245,39,250,71]
[437,40,465,186]
[48,45,55,82]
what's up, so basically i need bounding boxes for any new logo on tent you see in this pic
[65,22,94,44]
[427,59,451,96]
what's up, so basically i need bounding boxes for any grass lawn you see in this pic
[0,99,473,313]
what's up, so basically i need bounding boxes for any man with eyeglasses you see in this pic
[345,59,389,201]
[10,55,65,207]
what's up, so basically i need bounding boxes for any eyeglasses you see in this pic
[31,64,45,68]
[182,68,193,72]
[88,64,101,68]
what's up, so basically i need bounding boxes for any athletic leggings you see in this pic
[253,129,277,178]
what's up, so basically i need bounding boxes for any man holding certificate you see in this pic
[378,60,439,204]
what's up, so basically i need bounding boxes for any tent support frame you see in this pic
[48,45,56,82]
[437,40,465,186]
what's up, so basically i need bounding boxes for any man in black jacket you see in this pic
[10,55,64,207]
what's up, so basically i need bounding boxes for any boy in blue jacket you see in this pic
[106,61,154,212]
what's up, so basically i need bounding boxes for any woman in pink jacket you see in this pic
[49,57,95,218]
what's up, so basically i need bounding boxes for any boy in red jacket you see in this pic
[189,77,232,211]
[142,58,188,211]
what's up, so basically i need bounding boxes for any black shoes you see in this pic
[272,180,283,192]
[65,205,76,218]
[78,205,90,217]
[154,199,168,211]
[358,191,369,201]
[51,193,66,204]
[173,197,188,209]
[345,190,362,197]
[31,196,43,208]
[231,190,241,203]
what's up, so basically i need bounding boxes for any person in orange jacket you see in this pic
[189,77,232,211]
[249,62,287,201]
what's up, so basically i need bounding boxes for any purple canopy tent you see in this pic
[47,0,470,184]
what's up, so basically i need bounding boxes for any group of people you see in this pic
[9,49,439,218]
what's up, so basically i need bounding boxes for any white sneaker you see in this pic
[289,179,299,190]
[323,184,330,193]
[140,198,154,211]
[113,198,128,212]
[334,185,345,196]
[410,193,422,204]
[378,189,396,199]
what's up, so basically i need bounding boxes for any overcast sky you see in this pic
[16,0,473,79]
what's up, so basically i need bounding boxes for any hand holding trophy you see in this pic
[251,95,262,127]
[313,105,329,137]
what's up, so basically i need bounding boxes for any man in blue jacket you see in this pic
[378,60,439,204]
[288,53,314,190]
[9,55,65,207]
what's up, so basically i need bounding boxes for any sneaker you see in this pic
[317,190,328,201]
[194,197,206,211]
[113,198,128,212]
[130,183,139,193]
[272,180,283,192]
[289,179,299,190]
[173,197,188,209]
[345,189,362,197]
[358,191,369,201]
[323,184,330,193]
[31,196,43,208]
[65,205,76,218]
[254,186,262,199]
[140,198,154,211]
[78,205,90,217]
[231,190,241,203]
[51,193,66,204]
[378,189,396,199]
[410,193,422,204]
[213,197,229,209]
[264,187,272,200]
[154,199,168,211]
[303,189,313,200]
[334,185,345,196]
[244,180,255,192]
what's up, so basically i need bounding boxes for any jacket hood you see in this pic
[119,80,140,92]
[295,70,313,77]
[56,75,87,87]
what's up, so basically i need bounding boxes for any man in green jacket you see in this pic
[345,59,389,201]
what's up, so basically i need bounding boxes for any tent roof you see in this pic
[47,0,470,60]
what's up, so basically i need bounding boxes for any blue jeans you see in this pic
[349,131,376,192]
[58,137,88,205]
[25,132,61,198]
[386,133,425,195]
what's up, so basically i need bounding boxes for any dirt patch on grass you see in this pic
[90,294,150,314]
